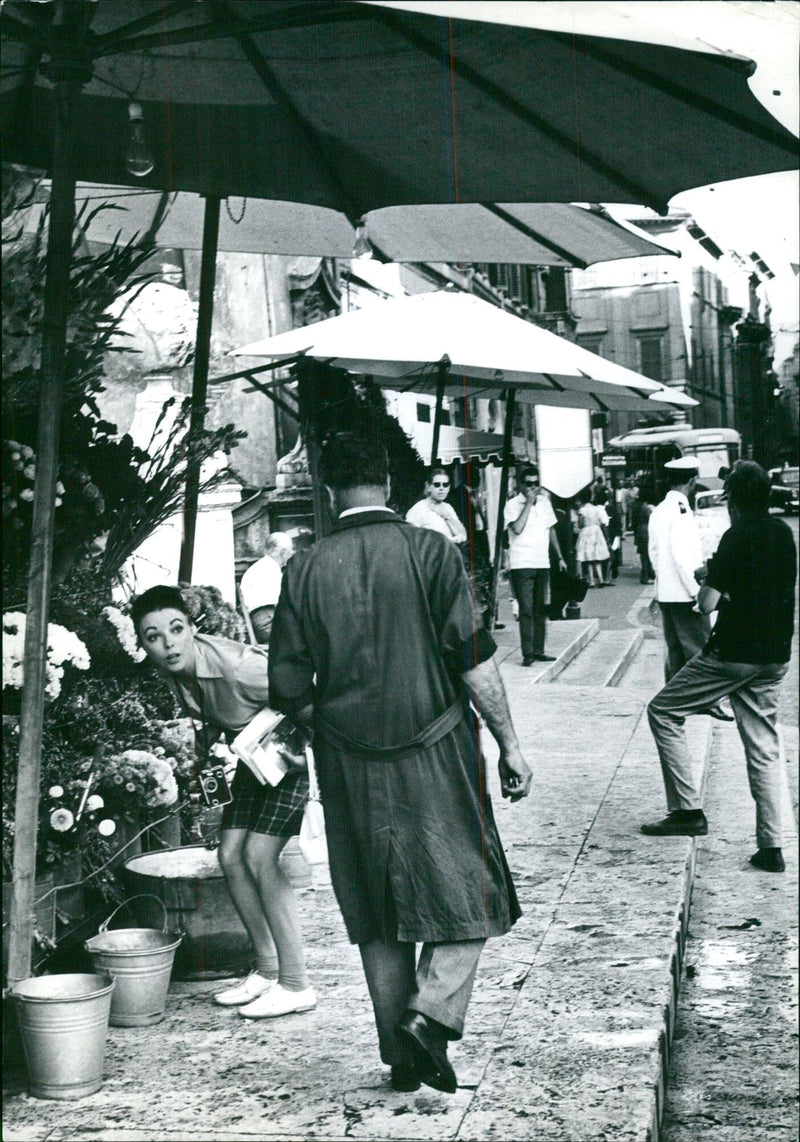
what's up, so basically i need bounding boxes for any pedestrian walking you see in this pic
[268,426,532,1095]
[130,585,315,1019]
[642,462,797,872]
[504,465,567,665]
[239,531,294,645]
[575,487,610,587]
[632,485,655,583]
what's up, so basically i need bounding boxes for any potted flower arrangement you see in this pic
[97,748,180,859]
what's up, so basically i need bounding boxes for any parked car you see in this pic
[694,488,730,561]
[768,467,799,514]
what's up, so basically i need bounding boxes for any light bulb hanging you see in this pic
[125,101,154,177]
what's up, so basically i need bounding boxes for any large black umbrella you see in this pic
[2,2,795,211]
[1,0,796,983]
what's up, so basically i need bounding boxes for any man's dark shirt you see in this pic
[706,515,796,664]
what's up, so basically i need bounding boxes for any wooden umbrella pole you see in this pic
[487,388,516,636]
[179,195,221,584]
[7,72,84,986]
[429,355,450,466]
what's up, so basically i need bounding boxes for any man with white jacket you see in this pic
[648,456,732,720]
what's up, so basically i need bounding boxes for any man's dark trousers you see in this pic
[510,568,549,658]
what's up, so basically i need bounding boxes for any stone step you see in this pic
[554,627,645,687]
[616,632,667,695]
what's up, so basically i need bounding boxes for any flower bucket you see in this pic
[121,846,251,980]
[10,972,115,1099]
[84,895,182,1027]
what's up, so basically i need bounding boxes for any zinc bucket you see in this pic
[120,846,252,980]
[10,972,115,1099]
[84,895,182,1027]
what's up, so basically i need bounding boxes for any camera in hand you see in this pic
[198,763,233,808]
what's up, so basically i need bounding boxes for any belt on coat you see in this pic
[315,700,464,763]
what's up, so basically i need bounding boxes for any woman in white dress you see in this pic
[576,488,610,587]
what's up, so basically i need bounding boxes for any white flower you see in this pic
[3,613,90,701]
[102,605,146,663]
[48,785,64,799]
[86,794,104,812]
[23,464,36,480]
[146,757,179,808]
[50,807,75,833]
[98,818,116,837]
[19,488,34,502]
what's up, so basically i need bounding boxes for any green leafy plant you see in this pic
[2,173,245,598]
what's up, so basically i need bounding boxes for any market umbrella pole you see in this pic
[429,356,451,465]
[7,65,88,986]
[179,195,221,584]
[487,388,516,637]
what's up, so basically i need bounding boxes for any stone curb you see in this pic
[646,719,713,1142]
[536,618,600,683]
[606,630,645,688]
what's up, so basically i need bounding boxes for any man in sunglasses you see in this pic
[504,465,567,666]
[406,467,467,545]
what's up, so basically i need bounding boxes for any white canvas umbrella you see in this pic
[236,287,697,627]
[235,289,697,413]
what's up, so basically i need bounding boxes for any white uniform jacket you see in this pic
[648,490,704,603]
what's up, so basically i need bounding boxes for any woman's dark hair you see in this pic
[319,425,389,489]
[426,466,449,484]
[725,460,771,514]
[130,585,191,634]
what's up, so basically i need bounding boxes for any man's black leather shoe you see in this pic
[706,703,735,722]
[533,653,556,662]
[641,810,708,836]
[390,1063,421,1092]
[397,1011,457,1094]
[750,847,785,873]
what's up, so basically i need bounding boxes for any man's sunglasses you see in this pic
[431,481,450,488]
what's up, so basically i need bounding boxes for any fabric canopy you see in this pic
[2,2,796,216]
[19,183,676,267]
[236,289,698,413]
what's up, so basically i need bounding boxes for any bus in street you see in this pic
[605,425,741,498]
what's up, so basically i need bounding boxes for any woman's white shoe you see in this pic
[238,983,317,1019]
[214,972,276,1007]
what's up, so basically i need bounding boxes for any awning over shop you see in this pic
[433,428,508,466]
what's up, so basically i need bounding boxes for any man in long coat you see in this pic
[269,427,532,1094]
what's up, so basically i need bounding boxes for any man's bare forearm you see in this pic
[463,655,520,751]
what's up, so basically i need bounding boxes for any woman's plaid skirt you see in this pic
[221,760,308,836]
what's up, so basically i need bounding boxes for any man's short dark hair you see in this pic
[319,426,389,489]
[519,465,539,481]
[130,585,190,635]
[725,460,771,514]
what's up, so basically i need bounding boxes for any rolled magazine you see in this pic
[230,708,306,786]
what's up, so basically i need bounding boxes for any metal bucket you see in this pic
[84,895,182,1027]
[10,972,115,1099]
[120,846,251,980]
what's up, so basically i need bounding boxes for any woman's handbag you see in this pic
[298,746,328,865]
